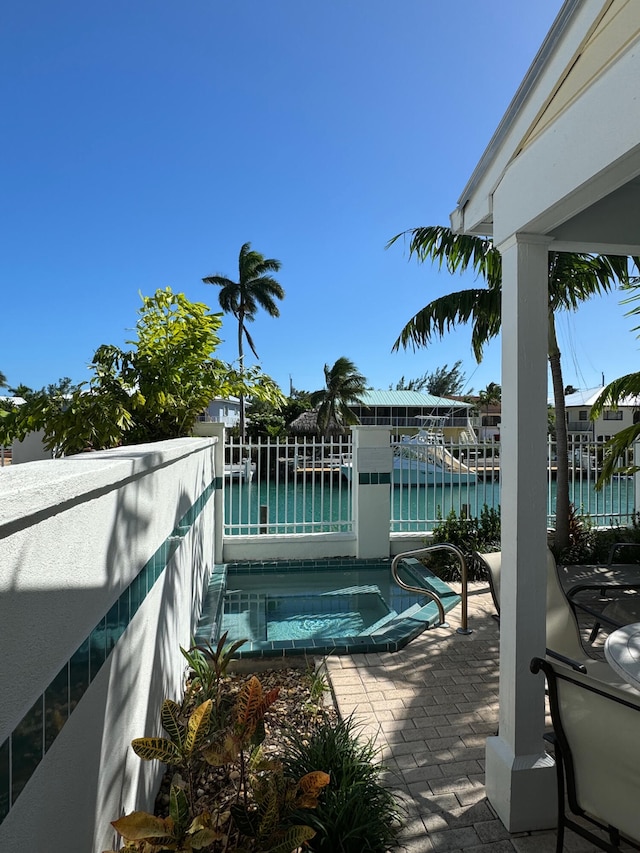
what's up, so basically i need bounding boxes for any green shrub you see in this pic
[282,714,402,853]
[428,504,501,581]
[559,510,640,565]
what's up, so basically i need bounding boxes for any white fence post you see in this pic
[351,425,393,558]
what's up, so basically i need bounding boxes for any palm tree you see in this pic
[591,285,640,484]
[477,382,502,438]
[591,373,640,484]
[310,357,368,439]
[388,225,632,552]
[203,242,284,439]
[0,370,6,388]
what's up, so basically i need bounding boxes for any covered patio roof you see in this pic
[452,0,640,257]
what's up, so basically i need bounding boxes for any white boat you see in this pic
[224,459,256,482]
[341,420,478,486]
[392,426,477,485]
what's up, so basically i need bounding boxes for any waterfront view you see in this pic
[224,435,636,536]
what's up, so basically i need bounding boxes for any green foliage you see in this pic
[392,360,468,396]
[282,714,401,853]
[181,632,247,722]
[132,699,213,769]
[203,242,284,366]
[245,391,313,439]
[310,357,367,438]
[425,360,467,396]
[555,510,640,565]
[301,661,329,719]
[1,289,284,454]
[230,767,329,853]
[109,658,331,853]
[429,504,501,580]
[109,795,221,851]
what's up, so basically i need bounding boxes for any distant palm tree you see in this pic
[478,382,501,438]
[388,225,633,552]
[203,242,284,439]
[310,357,368,439]
[592,284,640,484]
[0,371,6,389]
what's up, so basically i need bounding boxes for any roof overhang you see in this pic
[451,0,640,255]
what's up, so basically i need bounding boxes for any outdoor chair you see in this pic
[474,549,639,688]
[563,543,640,641]
[531,655,640,853]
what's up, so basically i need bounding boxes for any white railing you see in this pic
[224,435,353,535]
[224,434,637,536]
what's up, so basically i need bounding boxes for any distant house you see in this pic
[199,397,241,428]
[449,394,501,441]
[349,390,476,441]
[564,386,640,442]
[287,390,476,439]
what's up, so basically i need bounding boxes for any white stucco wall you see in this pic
[0,437,217,853]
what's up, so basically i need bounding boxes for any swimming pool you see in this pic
[195,557,462,657]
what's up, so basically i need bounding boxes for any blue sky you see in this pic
[2,1,636,398]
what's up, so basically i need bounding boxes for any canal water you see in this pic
[225,475,636,535]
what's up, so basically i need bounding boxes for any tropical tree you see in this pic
[203,242,284,439]
[592,286,640,485]
[0,370,6,388]
[392,361,467,395]
[7,383,34,399]
[0,289,283,454]
[478,381,502,437]
[310,357,368,439]
[388,225,633,553]
[425,361,467,396]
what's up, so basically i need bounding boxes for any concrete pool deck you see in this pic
[324,582,631,853]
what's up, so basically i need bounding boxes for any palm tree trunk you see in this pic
[548,311,570,553]
[238,313,246,441]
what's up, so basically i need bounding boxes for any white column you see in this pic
[485,233,556,831]
[351,426,393,558]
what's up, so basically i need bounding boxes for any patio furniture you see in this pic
[473,550,501,619]
[605,622,640,691]
[588,596,640,644]
[474,549,639,687]
[562,544,640,641]
[531,655,640,853]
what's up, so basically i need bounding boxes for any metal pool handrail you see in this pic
[391,544,471,635]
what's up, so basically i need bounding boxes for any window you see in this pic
[578,410,588,421]
[603,410,623,421]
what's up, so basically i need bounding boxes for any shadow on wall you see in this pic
[0,441,216,853]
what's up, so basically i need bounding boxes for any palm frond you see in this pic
[243,325,259,359]
[392,287,500,361]
[597,423,640,486]
[387,226,501,286]
[590,373,640,416]
[548,253,627,310]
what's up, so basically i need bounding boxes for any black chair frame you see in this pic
[531,655,640,853]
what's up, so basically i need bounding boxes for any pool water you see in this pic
[196,558,462,657]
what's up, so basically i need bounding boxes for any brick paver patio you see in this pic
[324,581,625,852]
